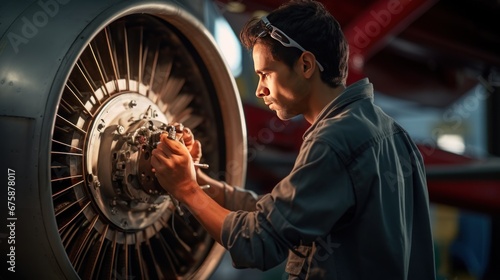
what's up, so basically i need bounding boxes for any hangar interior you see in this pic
[211,0,500,279]
[0,0,499,279]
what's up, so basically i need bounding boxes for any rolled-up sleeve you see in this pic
[221,211,289,270]
[221,139,355,269]
[224,185,259,211]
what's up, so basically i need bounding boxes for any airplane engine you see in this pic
[0,0,247,279]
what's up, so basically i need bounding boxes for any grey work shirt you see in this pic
[221,78,436,280]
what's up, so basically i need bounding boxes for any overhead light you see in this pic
[437,134,465,154]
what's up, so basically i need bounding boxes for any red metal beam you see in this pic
[421,146,500,214]
[427,179,500,214]
[343,0,439,84]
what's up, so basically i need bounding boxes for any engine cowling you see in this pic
[0,0,246,279]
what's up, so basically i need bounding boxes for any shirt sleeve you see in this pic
[224,185,259,211]
[220,139,355,269]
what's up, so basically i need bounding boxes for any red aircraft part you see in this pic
[343,0,438,84]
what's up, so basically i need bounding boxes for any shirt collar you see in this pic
[304,78,374,139]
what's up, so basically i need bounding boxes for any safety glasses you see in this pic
[257,16,324,72]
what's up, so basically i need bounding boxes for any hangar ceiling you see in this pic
[217,0,500,107]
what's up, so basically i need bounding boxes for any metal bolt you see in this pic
[111,207,117,215]
[116,125,125,135]
[129,100,137,108]
[174,123,184,132]
[97,119,106,132]
[166,125,176,140]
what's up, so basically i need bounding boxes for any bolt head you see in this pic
[116,125,125,134]
[97,119,106,132]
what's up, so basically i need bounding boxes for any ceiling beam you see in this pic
[343,0,439,84]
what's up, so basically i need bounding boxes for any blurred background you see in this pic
[206,0,500,279]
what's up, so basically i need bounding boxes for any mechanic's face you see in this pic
[253,43,309,120]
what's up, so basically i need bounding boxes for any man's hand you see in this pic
[181,127,202,164]
[151,133,197,200]
[151,128,230,245]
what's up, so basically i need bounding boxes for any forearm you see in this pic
[196,169,226,206]
[178,181,230,244]
[196,169,259,211]
[180,184,287,269]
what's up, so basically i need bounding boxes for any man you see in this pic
[151,0,436,279]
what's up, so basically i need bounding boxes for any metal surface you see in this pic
[0,0,246,279]
[83,94,171,232]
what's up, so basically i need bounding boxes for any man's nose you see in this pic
[255,85,269,98]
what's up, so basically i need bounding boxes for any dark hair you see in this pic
[240,0,349,87]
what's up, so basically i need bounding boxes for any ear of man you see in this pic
[299,52,317,78]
